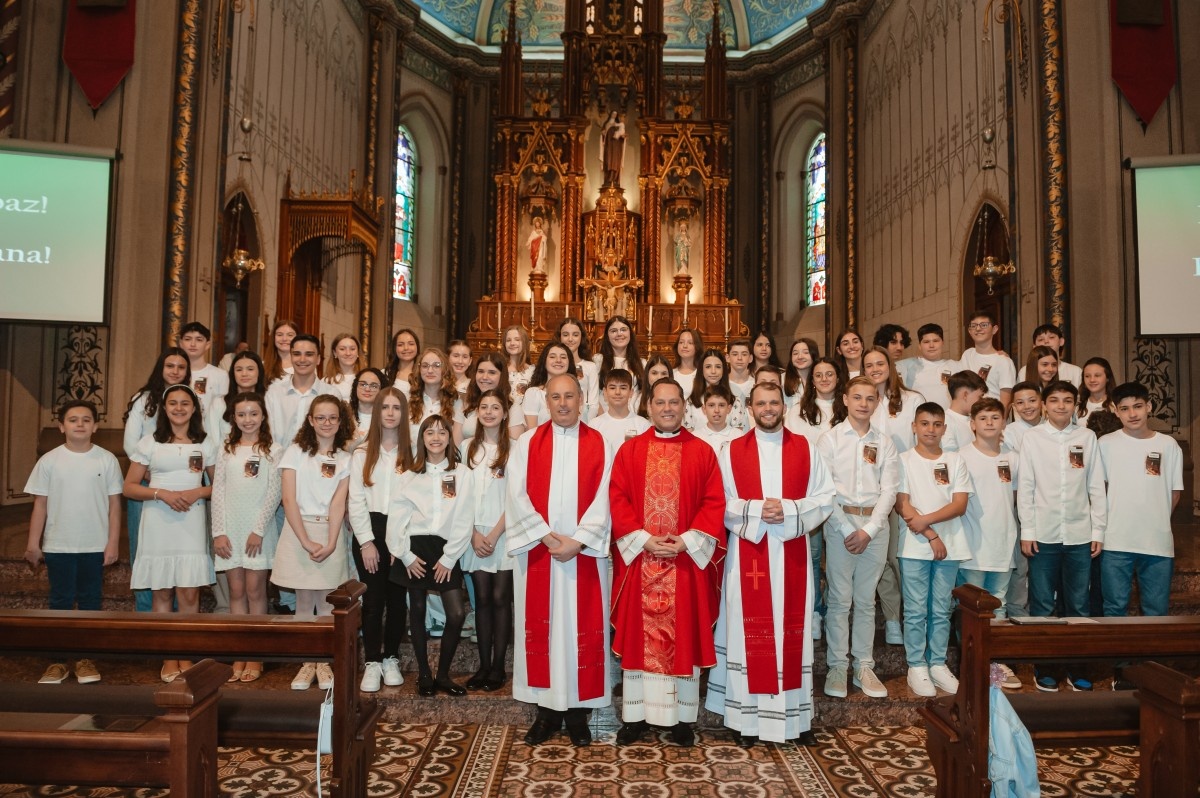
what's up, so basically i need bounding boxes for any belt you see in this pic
[302,515,329,522]
[840,504,876,517]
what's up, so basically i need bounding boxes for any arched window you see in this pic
[393,125,417,301]
[804,133,827,307]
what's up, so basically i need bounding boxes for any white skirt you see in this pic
[270,517,350,590]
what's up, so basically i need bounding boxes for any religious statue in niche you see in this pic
[527,217,549,275]
[673,219,691,274]
[579,260,643,321]
[600,111,627,187]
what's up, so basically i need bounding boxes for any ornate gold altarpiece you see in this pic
[467,0,746,358]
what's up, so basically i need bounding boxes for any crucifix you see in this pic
[747,559,768,591]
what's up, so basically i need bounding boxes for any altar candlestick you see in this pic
[683,294,689,327]
[497,300,502,330]
[530,291,535,324]
[724,306,729,334]
[647,306,653,338]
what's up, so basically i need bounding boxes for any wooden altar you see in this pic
[466,0,746,358]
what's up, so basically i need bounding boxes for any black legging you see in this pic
[353,513,407,662]
[469,570,513,678]
[408,587,467,679]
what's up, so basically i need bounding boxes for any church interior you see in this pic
[0,0,1198,795]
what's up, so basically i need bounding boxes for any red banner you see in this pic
[1109,0,1176,126]
[63,0,137,111]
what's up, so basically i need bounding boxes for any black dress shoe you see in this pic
[735,733,757,748]
[670,722,695,747]
[434,676,467,696]
[616,720,649,745]
[795,730,819,747]
[524,714,561,746]
[482,674,507,692]
[465,670,489,690]
[564,709,591,746]
[417,676,436,697]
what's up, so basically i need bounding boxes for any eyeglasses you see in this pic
[420,362,443,370]
[311,415,340,424]
[967,323,993,331]
[358,382,381,390]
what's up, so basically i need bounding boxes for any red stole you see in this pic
[524,422,606,701]
[728,429,810,695]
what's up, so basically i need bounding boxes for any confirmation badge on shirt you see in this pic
[244,455,260,478]
[862,443,878,465]
[1069,445,1084,469]
[194,377,207,395]
[933,462,950,486]
[1146,452,1161,476]
[491,465,505,479]
[997,461,1011,483]
[978,365,991,380]
[442,474,457,498]
[188,451,203,473]
[320,458,337,478]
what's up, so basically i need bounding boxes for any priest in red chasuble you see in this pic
[506,373,614,747]
[704,381,835,747]
[609,379,727,747]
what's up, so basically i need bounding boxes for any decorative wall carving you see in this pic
[1132,338,1176,427]
[54,326,108,418]
[773,52,825,97]
[0,0,20,140]
[402,47,454,92]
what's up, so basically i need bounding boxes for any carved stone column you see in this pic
[703,178,728,304]
[561,173,584,301]
[640,175,662,302]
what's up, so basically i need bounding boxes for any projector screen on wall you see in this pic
[0,141,115,324]
[1131,156,1200,337]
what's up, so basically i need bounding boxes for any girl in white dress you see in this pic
[385,328,420,385]
[349,367,386,446]
[265,319,297,384]
[503,325,534,423]
[523,342,575,429]
[324,333,365,402]
[459,389,515,691]
[864,347,925,453]
[123,384,215,682]
[784,338,820,409]
[835,329,866,380]
[449,339,474,399]
[387,415,476,697]
[348,387,412,692]
[455,353,521,444]
[672,328,704,403]
[594,315,645,410]
[208,351,267,444]
[554,317,600,420]
[408,347,461,455]
[211,392,280,682]
[273,395,354,690]
[784,356,844,444]
[1077,357,1116,421]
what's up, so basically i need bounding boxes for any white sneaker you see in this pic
[316,662,335,690]
[907,666,936,697]
[885,620,903,645]
[360,662,382,693]
[812,616,823,640]
[381,656,404,687]
[291,662,317,690]
[929,665,959,694]
[854,666,888,698]
[39,663,69,684]
[824,665,848,698]
[998,664,1022,690]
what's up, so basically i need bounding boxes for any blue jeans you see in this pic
[957,569,1012,619]
[45,552,105,611]
[1028,542,1091,617]
[126,496,153,612]
[899,558,959,668]
[809,528,826,619]
[1101,551,1173,617]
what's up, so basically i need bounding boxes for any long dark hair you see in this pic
[412,415,459,473]
[124,347,191,423]
[465,389,511,472]
[361,387,412,487]
[784,338,820,398]
[864,346,906,416]
[554,316,593,362]
[637,355,673,417]
[152,384,206,443]
[529,342,576,389]
[1077,356,1116,419]
[753,331,782,368]
[674,328,704,371]
[689,348,731,408]
[834,328,864,375]
[385,328,420,381]
[1025,345,1059,390]
[797,357,846,427]
[598,315,644,389]
[223,392,274,456]
[294,395,355,454]
[226,350,267,395]
[464,352,512,417]
[349,367,389,417]
[265,319,298,381]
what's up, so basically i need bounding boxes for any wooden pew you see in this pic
[0,659,228,797]
[921,583,1200,798]
[0,580,379,798]
[1127,662,1200,798]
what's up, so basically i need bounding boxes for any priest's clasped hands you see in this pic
[540,532,585,562]
[760,498,786,525]
[643,534,686,558]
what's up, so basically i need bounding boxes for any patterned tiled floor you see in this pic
[0,722,1139,797]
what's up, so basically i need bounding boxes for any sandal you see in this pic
[240,662,263,682]
[160,660,181,683]
[229,661,245,682]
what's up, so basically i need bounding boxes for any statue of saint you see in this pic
[673,219,691,274]
[600,111,627,187]
[527,217,548,275]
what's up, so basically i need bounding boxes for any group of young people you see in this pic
[22,310,1181,747]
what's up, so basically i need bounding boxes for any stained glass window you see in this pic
[393,126,417,301]
[805,133,827,307]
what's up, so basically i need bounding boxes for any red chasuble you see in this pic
[524,422,607,700]
[609,429,726,676]
[727,429,811,695]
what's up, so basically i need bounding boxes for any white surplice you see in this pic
[704,427,836,742]
[506,422,614,711]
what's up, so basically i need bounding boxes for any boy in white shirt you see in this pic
[691,385,741,455]
[179,321,230,417]
[896,402,972,698]
[265,334,333,447]
[958,311,1016,408]
[817,376,899,700]
[24,400,124,685]
[907,324,959,409]
[589,369,650,452]
[873,324,914,386]
[726,340,755,402]
[1099,382,1183,618]
[1015,324,1082,387]
[943,371,986,452]
[1017,380,1106,691]
[1003,382,1042,452]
